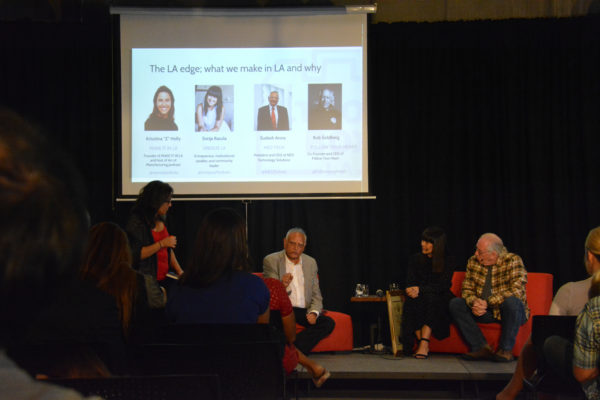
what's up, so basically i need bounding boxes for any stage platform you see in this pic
[292,351,520,400]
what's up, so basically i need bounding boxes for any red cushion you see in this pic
[253,272,353,352]
[428,271,553,356]
[295,310,353,352]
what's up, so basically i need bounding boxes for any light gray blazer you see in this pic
[262,250,324,313]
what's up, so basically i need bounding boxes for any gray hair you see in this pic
[285,227,307,243]
[479,232,506,255]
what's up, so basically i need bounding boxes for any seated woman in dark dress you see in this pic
[166,208,270,324]
[402,226,455,358]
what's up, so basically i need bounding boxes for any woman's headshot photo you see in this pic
[144,85,178,131]
[195,85,233,133]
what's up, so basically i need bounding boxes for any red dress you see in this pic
[263,278,299,375]
[151,227,169,281]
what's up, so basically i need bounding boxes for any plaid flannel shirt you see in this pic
[574,296,600,400]
[461,251,529,321]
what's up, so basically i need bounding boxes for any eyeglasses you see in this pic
[287,241,305,249]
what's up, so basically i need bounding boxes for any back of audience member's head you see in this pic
[0,108,88,346]
[586,226,600,256]
[181,207,249,288]
[131,180,173,225]
[80,222,138,335]
[589,270,600,299]
[33,344,111,379]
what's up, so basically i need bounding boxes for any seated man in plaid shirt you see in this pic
[449,233,529,362]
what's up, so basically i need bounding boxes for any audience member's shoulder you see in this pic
[263,276,283,292]
[0,351,101,400]
[233,270,265,285]
[587,295,600,310]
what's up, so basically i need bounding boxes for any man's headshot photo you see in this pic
[256,86,290,131]
[308,84,342,130]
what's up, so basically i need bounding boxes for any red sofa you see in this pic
[253,272,353,352]
[427,271,553,356]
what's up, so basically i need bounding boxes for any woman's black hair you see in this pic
[181,207,250,288]
[203,86,224,120]
[422,226,447,273]
[131,180,173,226]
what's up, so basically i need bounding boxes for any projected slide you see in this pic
[131,46,362,186]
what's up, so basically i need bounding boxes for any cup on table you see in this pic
[355,283,367,297]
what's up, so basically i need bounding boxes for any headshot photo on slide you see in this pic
[255,84,291,131]
[195,85,234,133]
[308,84,342,130]
[144,85,178,131]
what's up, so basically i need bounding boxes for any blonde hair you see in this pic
[589,270,600,299]
[585,227,600,256]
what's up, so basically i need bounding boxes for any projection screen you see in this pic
[113,6,373,199]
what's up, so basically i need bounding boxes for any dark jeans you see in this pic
[293,307,335,354]
[449,296,526,352]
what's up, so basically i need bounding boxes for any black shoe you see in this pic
[413,338,430,359]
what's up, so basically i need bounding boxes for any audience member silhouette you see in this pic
[80,222,167,342]
[166,208,270,324]
[0,108,99,398]
[497,226,600,400]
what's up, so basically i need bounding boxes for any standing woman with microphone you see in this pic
[125,180,184,288]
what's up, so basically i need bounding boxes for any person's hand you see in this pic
[282,273,293,288]
[405,286,419,298]
[161,235,177,248]
[307,312,318,325]
[471,298,487,316]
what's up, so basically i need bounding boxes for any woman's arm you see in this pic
[170,250,184,276]
[257,308,270,324]
[140,240,163,260]
[281,312,297,344]
[211,105,225,132]
[574,365,599,383]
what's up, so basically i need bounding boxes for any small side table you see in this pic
[350,295,387,352]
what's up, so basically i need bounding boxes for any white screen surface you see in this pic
[116,8,370,198]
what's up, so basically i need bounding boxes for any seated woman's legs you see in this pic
[296,348,330,387]
[413,325,431,359]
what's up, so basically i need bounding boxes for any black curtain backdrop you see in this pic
[2,11,600,320]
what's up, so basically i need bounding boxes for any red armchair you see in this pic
[427,271,553,356]
[253,272,353,352]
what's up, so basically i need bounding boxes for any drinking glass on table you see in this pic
[355,283,365,297]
